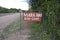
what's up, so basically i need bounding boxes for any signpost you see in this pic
[23,12,42,22]
[23,12,43,40]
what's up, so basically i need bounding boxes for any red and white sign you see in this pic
[23,12,42,22]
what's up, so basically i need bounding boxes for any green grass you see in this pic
[30,22,52,40]
[30,22,42,40]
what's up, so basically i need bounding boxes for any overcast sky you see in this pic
[0,0,29,10]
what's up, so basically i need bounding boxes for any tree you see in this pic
[0,6,21,13]
[29,0,60,40]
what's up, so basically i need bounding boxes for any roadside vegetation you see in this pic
[29,0,60,40]
[30,22,42,40]
[0,6,21,13]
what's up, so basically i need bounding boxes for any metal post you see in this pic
[42,12,44,40]
[20,11,22,35]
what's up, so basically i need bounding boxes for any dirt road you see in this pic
[0,13,20,32]
[4,21,31,40]
[3,13,31,40]
[0,13,31,40]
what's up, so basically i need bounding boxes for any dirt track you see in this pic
[4,21,31,40]
[0,13,20,32]
[0,13,31,40]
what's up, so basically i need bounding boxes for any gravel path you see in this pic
[0,13,20,32]
[0,13,31,40]
[4,21,31,40]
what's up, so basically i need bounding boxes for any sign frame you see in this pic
[23,12,42,22]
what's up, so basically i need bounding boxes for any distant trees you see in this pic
[9,8,21,13]
[0,7,21,13]
[0,7,9,13]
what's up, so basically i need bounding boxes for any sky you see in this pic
[0,0,29,10]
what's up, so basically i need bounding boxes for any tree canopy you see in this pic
[29,0,60,40]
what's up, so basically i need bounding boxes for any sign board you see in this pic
[23,12,42,22]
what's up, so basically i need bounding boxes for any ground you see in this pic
[0,13,31,40]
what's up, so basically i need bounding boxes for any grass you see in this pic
[30,22,51,40]
[30,22,42,40]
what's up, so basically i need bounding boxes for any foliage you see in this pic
[29,0,60,40]
[0,7,21,13]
